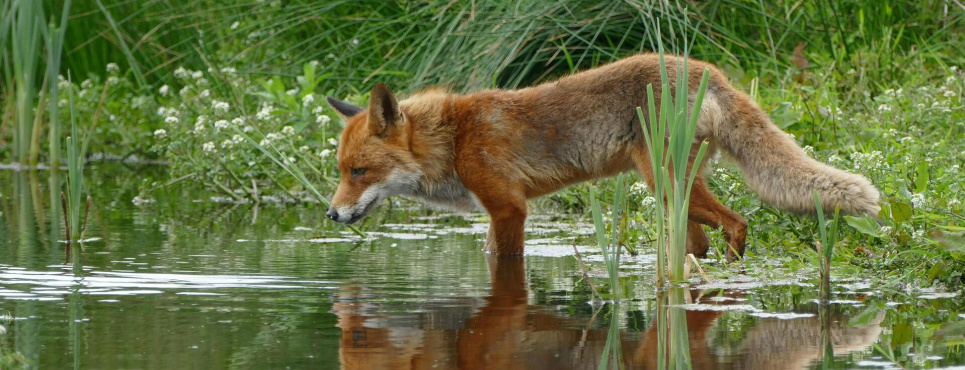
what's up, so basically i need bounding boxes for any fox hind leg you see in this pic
[686,176,748,261]
[686,221,711,258]
[631,147,746,261]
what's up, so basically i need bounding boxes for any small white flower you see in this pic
[109,114,116,121]
[286,88,299,96]
[202,141,216,153]
[327,138,338,147]
[256,104,273,120]
[221,67,237,74]
[803,145,814,155]
[179,86,191,97]
[57,75,70,90]
[243,126,254,133]
[788,133,795,140]
[220,139,234,149]
[230,21,240,30]
[319,149,332,158]
[281,126,295,136]
[212,100,230,113]
[199,89,210,98]
[299,145,310,152]
[316,115,331,125]
[159,85,170,96]
[287,156,297,164]
[879,226,892,234]
[943,90,957,98]
[641,195,656,208]
[214,120,230,131]
[196,78,208,87]
[231,117,244,126]
[106,63,120,75]
[164,116,179,124]
[302,93,315,107]
[265,133,282,141]
[952,66,960,72]
[846,68,856,75]
[312,106,324,115]
[352,39,359,45]
[81,79,93,89]
[191,70,203,79]
[259,139,270,146]
[174,66,189,79]
[912,229,925,241]
[232,134,244,144]
[154,129,167,138]
[911,193,925,208]
[107,76,120,86]
[877,104,891,112]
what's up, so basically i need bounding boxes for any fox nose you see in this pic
[326,208,339,221]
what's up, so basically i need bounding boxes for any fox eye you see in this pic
[351,168,367,178]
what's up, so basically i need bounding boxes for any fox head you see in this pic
[324,84,422,224]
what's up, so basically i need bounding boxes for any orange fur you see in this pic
[326,54,879,258]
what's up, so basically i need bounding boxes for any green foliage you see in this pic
[148,61,345,201]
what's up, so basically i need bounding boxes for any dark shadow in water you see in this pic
[334,256,885,369]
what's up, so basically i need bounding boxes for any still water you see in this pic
[0,165,963,369]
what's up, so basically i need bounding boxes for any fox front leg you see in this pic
[473,189,527,255]
[482,203,527,255]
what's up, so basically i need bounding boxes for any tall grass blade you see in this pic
[93,0,146,88]
[46,0,71,168]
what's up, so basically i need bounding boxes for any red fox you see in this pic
[325,53,880,259]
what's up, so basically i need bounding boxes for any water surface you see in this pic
[0,165,962,369]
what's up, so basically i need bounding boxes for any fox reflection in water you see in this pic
[333,256,884,369]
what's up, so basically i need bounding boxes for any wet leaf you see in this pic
[935,321,965,340]
[848,305,883,327]
[927,262,945,281]
[845,215,882,237]
[892,322,914,347]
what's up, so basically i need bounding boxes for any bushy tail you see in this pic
[714,92,880,216]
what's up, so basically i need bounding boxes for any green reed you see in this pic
[638,45,711,284]
[63,73,89,263]
[813,191,841,303]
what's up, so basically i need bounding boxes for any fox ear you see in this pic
[326,96,364,121]
[367,83,403,136]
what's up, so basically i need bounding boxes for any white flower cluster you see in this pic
[911,193,926,208]
[256,104,274,121]
[194,116,207,134]
[212,100,230,113]
[849,151,884,171]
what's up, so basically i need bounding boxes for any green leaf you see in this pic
[845,215,883,237]
[933,230,965,253]
[891,201,913,223]
[915,162,929,193]
[848,305,883,327]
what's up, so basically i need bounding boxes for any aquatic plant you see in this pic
[813,191,841,303]
[62,73,90,263]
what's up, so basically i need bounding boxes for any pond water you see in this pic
[1,165,963,369]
